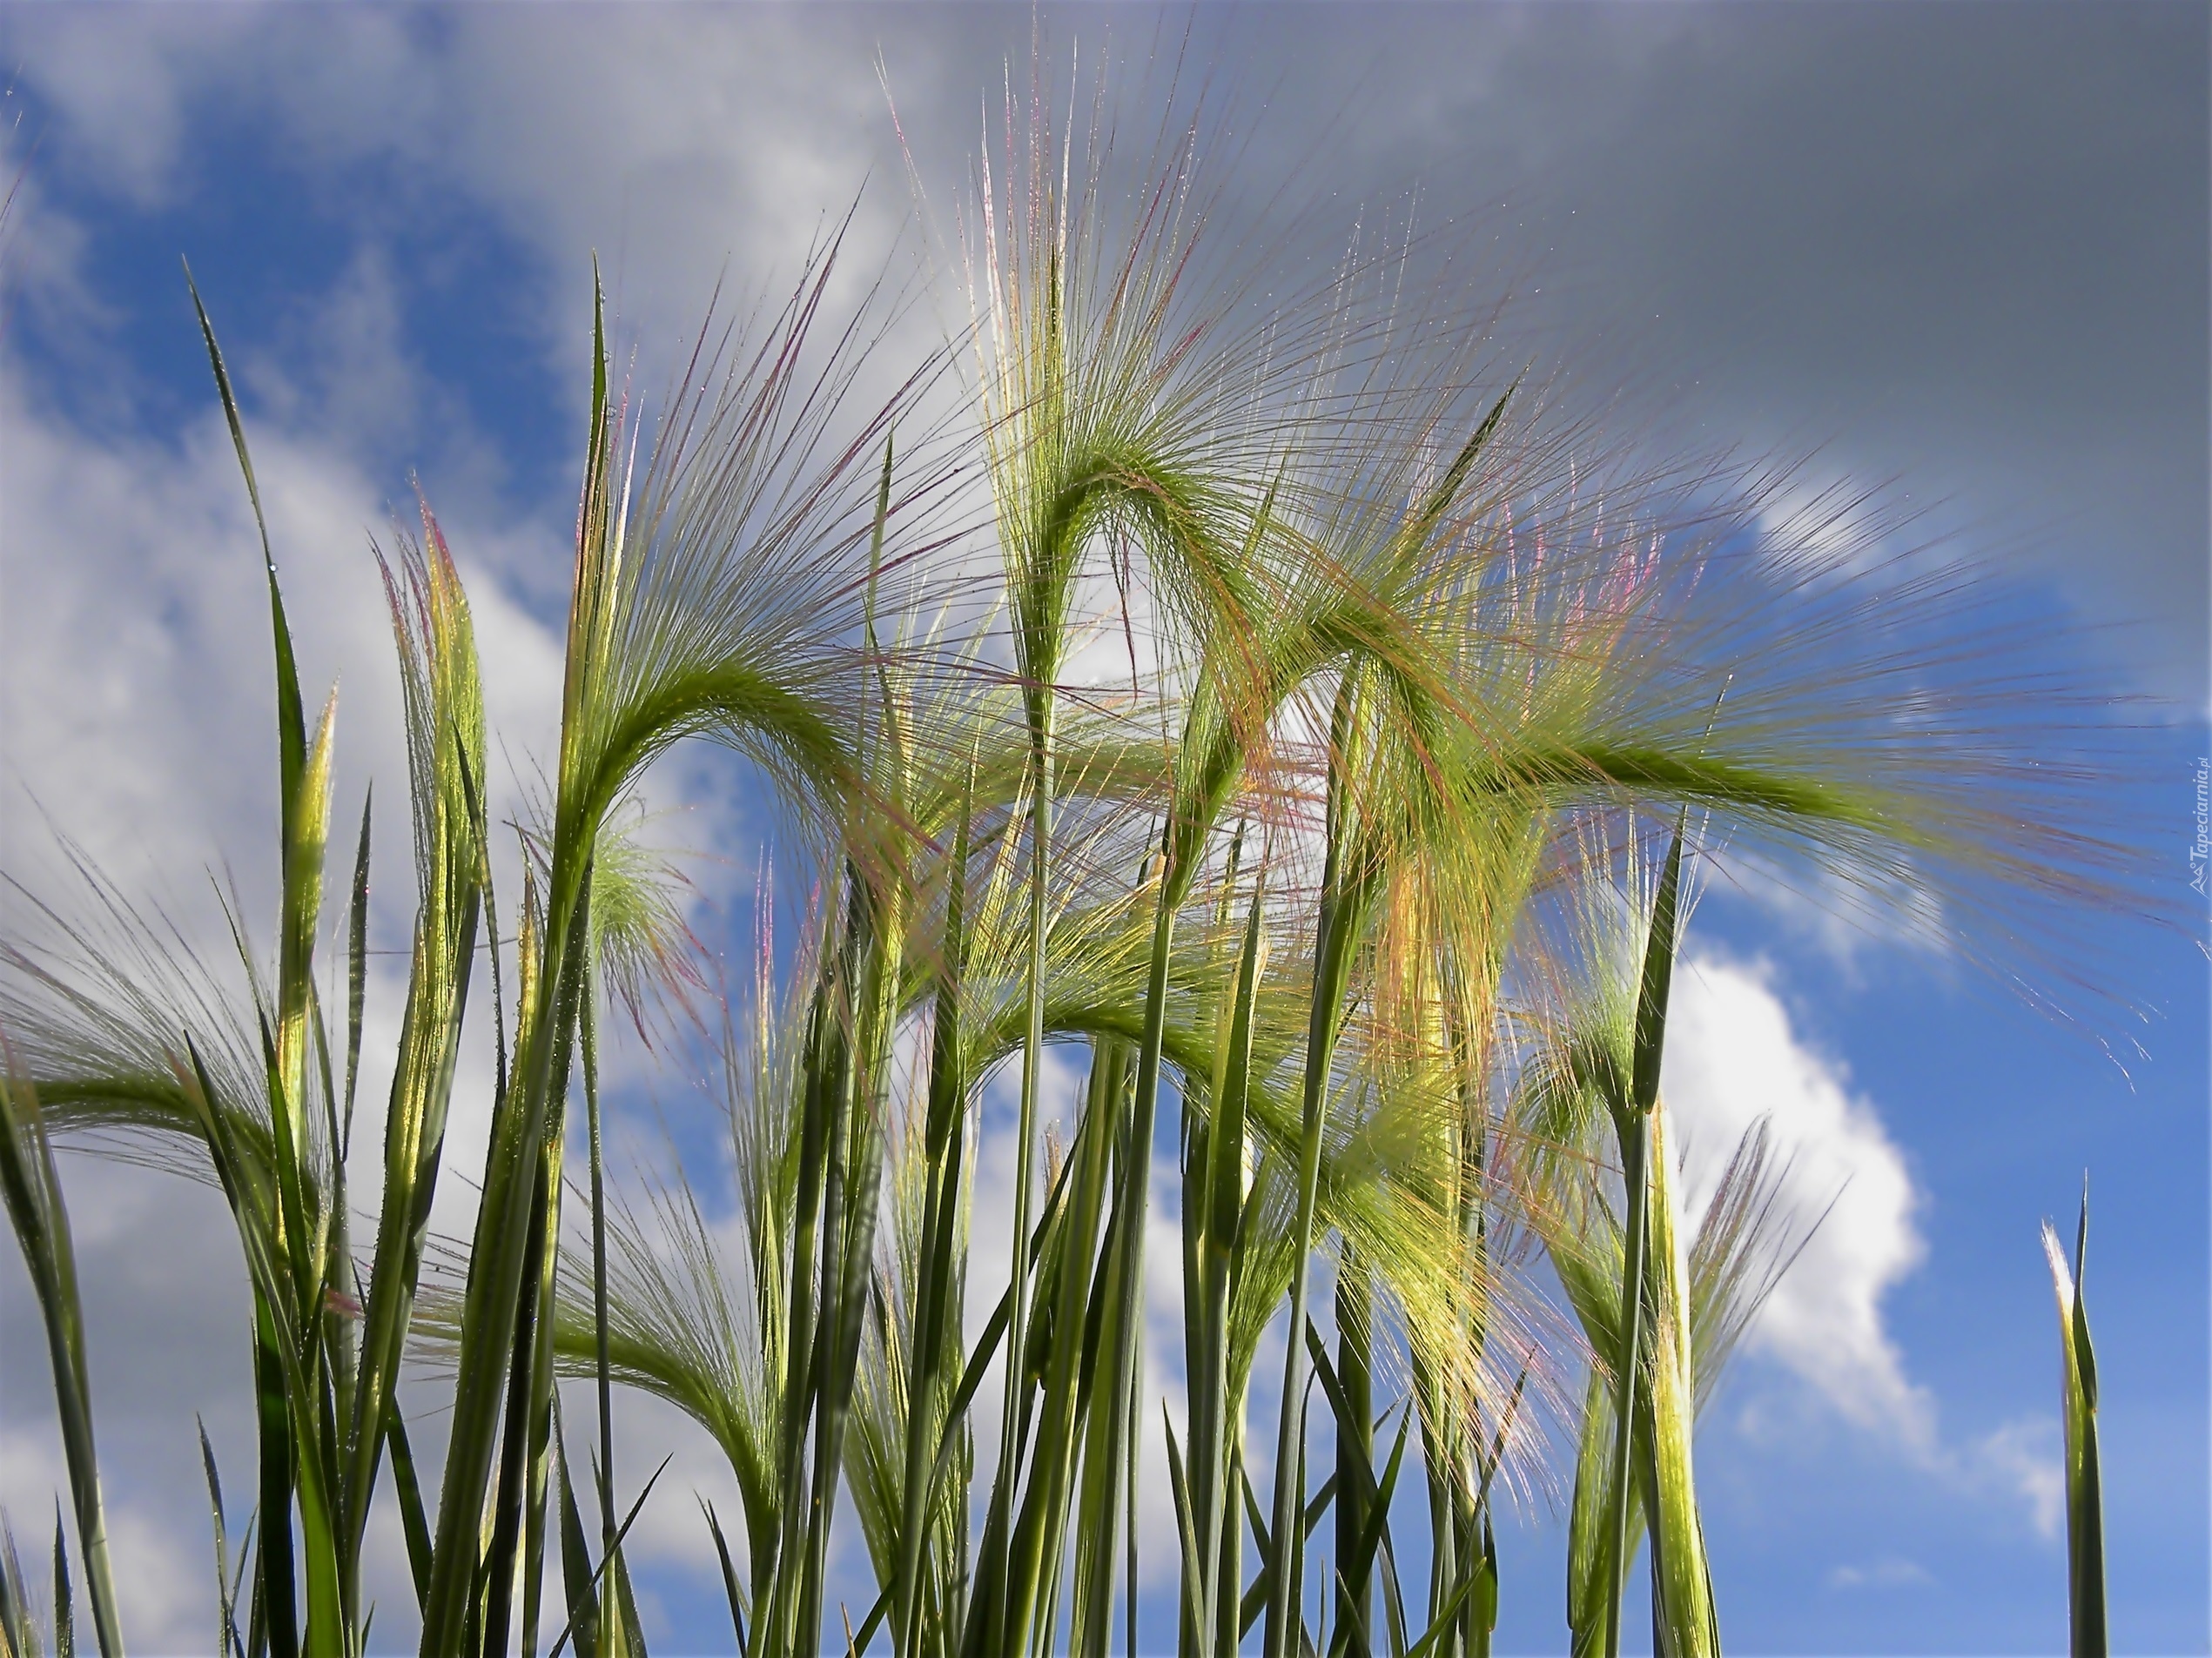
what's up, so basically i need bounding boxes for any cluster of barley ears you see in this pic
[0,64,2141,1658]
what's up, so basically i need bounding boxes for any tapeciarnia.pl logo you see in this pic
[2191,756,2209,896]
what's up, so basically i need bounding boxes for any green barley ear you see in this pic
[2042,1183,2106,1658]
[50,1510,71,1658]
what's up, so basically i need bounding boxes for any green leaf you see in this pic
[2044,1184,2106,1658]
[198,1418,243,1658]
[1160,1409,1209,1628]
[184,263,306,831]
[701,1500,748,1658]
[382,1396,432,1614]
[546,1456,670,1658]
[556,1412,602,1658]
[1629,818,1687,1119]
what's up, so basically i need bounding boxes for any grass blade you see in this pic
[2043,1185,2106,1658]
[557,1411,602,1658]
[0,1055,124,1657]
[702,1500,749,1658]
[183,262,305,810]
[382,1394,433,1614]
[198,1418,243,1658]
[547,1456,671,1658]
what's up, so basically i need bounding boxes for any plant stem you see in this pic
[584,973,619,1641]
[1602,1106,1650,1658]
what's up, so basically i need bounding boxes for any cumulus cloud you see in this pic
[1663,950,2063,1535]
[1665,950,1935,1446]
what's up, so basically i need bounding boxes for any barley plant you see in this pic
[0,64,2142,1658]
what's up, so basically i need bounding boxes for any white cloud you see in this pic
[1825,1555,1932,1591]
[1662,949,2064,1536]
[1664,950,1934,1447]
[1961,1416,2066,1542]
[10,7,955,406]
[1749,463,1911,578]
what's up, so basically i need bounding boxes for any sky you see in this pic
[0,4,2205,1655]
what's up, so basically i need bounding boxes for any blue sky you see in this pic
[0,7,2204,1655]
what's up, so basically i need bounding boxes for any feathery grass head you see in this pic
[588,806,707,1044]
[552,243,957,890]
[0,852,290,1200]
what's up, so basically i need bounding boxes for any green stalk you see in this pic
[1127,1302,1143,1658]
[1603,822,1686,1658]
[1191,879,1266,1658]
[1066,1040,1146,1658]
[555,1405,606,1658]
[793,955,860,1658]
[763,912,849,1658]
[421,283,615,1651]
[817,432,912,1658]
[1021,1038,1132,1653]
[1092,738,1260,1658]
[481,1132,560,1658]
[343,747,482,1628]
[1005,1031,1122,1655]
[190,280,357,1656]
[583,968,621,1651]
[1462,1005,1500,1658]
[342,521,487,1636]
[1600,1111,1650,1658]
[802,863,904,1656]
[1334,1250,1374,1658]
[178,1039,344,1658]
[1213,1426,1241,1658]
[1636,1100,1717,1654]
[1076,872,1178,1658]
[984,688,1055,1658]
[2044,1186,2105,1658]
[521,1115,575,1658]
[893,783,975,1658]
[422,863,593,1655]
[1263,675,1371,1658]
